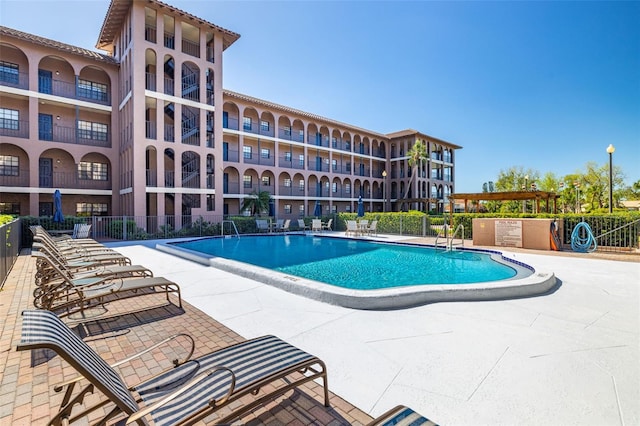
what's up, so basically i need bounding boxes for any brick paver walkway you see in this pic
[0,251,372,425]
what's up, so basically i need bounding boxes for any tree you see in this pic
[401,139,427,209]
[493,166,540,213]
[240,190,272,216]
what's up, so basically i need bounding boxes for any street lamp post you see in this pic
[574,181,581,213]
[382,170,387,212]
[607,144,615,214]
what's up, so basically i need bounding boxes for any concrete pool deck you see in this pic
[108,234,639,425]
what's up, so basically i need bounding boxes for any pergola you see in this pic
[449,191,560,214]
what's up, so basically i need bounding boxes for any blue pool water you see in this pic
[173,235,519,290]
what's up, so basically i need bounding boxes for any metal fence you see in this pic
[563,216,640,253]
[0,218,21,289]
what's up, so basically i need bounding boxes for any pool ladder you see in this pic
[435,224,464,251]
[221,220,240,238]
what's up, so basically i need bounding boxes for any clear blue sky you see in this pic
[2,0,638,192]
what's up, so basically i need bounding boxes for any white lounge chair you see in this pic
[311,219,322,232]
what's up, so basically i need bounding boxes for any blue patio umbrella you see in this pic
[53,189,64,223]
[314,200,322,217]
[357,196,364,217]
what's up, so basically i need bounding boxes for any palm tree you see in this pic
[240,190,272,216]
[401,139,427,209]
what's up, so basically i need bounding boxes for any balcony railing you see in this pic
[164,32,175,49]
[42,171,111,190]
[164,77,175,95]
[223,148,240,163]
[165,124,175,142]
[0,170,30,187]
[38,125,110,147]
[277,128,305,142]
[0,120,29,139]
[277,157,305,170]
[146,169,157,187]
[146,72,156,91]
[206,45,215,63]
[224,181,240,194]
[38,76,111,105]
[0,70,29,89]
[145,24,157,43]
[182,39,200,58]
[146,121,157,139]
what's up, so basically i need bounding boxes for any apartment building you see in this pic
[0,0,460,226]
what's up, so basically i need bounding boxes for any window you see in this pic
[78,162,108,180]
[298,154,305,167]
[283,178,291,187]
[0,202,20,214]
[260,148,270,159]
[0,155,19,176]
[243,146,252,159]
[242,116,252,131]
[284,151,292,162]
[283,126,291,136]
[260,120,269,132]
[0,108,19,130]
[76,202,108,216]
[206,194,215,211]
[261,176,271,186]
[77,79,108,102]
[332,159,337,171]
[284,204,292,214]
[243,175,252,188]
[298,129,304,140]
[332,137,337,148]
[0,61,19,85]
[345,141,351,151]
[298,179,305,190]
[77,120,108,141]
[332,182,337,193]
[299,205,305,214]
[345,183,351,194]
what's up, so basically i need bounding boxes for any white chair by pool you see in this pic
[312,219,322,232]
[346,220,358,236]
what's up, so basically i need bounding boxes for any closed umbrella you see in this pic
[53,189,64,223]
[357,196,364,217]
[268,198,275,217]
[314,200,322,217]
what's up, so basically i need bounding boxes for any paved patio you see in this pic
[1,234,638,425]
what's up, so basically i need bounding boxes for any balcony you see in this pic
[146,121,157,140]
[308,134,329,148]
[223,180,240,194]
[0,120,29,139]
[164,32,175,49]
[278,157,305,170]
[0,169,29,187]
[146,72,156,91]
[0,70,28,90]
[146,170,157,187]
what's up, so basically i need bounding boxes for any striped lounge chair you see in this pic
[368,405,439,426]
[17,310,330,426]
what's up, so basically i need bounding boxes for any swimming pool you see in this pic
[171,235,520,289]
[158,235,556,309]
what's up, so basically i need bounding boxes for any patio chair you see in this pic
[366,220,378,236]
[17,309,330,426]
[312,219,322,232]
[367,405,438,426]
[276,219,291,232]
[297,219,309,231]
[32,229,132,265]
[346,220,359,236]
[256,219,270,233]
[322,218,333,231]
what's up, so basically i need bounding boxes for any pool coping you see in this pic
[155,236,557,310]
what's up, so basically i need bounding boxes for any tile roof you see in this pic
[0,26,117,65]
[97,0,241,51]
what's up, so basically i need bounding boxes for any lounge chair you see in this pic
[17,309,330,426]
[29,254,181,315]
[297,219,309,231]
[367,405,438,426]
[31,229,131,265]
[312,219,322,232]
[72,223,92,239]
[322,218,333,231]
[31,244,152,287]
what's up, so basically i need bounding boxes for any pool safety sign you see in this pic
[494,220,523,247]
